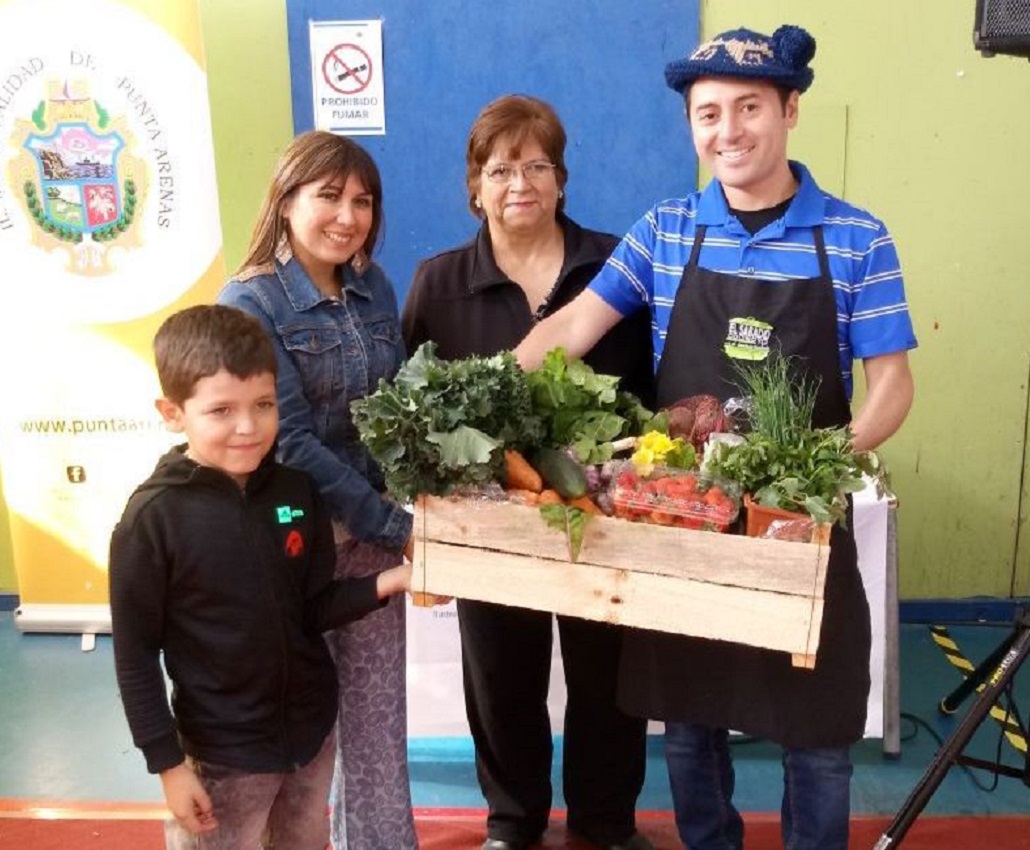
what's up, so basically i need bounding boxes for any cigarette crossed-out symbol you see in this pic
[338,63,366,82]
[322,43,373,95]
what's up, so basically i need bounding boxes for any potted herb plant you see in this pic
[705,355,888,531]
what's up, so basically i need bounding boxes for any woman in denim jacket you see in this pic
[219,131,417,850]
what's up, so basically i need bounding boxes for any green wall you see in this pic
[198,0,294,275]
[3,0,1030,600]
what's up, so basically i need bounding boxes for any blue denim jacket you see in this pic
[219,251,412,552]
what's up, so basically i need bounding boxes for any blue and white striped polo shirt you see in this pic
[590,161,917,399]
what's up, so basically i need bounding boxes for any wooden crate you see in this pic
[412,496,831,668]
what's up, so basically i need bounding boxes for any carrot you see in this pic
[537,489,564,505]
[504,449,543,493]
[568,495,603,515]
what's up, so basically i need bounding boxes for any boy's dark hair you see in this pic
[154,305,277,405]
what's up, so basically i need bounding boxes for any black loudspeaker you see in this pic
[974,0,1030,58]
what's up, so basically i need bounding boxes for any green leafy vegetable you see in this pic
[708,428,880,526]
[351,342,543,500]
[426,426,501,468]
[353,344,663,500]
[708,352,894,523]
[707,356,890,526]
[528,348,659,463]
[733,352,818,446]
[538,503,592,562]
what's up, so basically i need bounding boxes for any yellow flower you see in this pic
[631,430,693,475]
[641,431,674,454]
[632,446,656,468]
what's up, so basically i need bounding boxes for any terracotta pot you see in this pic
[743,494,815,540]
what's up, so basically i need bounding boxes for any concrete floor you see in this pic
[2,611,1030,822]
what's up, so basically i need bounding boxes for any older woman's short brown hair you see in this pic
[465,94,568,218]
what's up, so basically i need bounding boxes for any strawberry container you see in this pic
[608,462,741,532]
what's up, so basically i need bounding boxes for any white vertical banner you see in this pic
[309,19,386,135]
[0,0,225,629]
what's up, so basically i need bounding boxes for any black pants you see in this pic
[457,598,648,844]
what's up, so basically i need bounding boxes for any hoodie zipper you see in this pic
[239,485,294,764]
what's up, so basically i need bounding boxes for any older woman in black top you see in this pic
[402,95,654,850]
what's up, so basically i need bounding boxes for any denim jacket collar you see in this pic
[274,241,374,312]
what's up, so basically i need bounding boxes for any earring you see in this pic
[558,190,564,199]
[474,197,482,209]
[274,229,292,264]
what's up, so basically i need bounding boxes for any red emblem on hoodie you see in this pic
[284,529,304,558]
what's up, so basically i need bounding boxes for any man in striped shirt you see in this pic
[515,31,915,453]
[516,23,915,850]
[594,157,916,412]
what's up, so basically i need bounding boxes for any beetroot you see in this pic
[665,394,729,452]
[665,406,696,440]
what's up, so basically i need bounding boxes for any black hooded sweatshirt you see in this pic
[109,445,383,774]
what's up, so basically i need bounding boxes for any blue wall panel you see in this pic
[286,0,700,300]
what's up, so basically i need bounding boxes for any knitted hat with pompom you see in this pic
[665,24,816,95]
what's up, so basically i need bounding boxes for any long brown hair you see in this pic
[465,94,568,219]
[236,130,384,274]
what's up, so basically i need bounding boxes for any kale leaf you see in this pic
[351,342,543,500]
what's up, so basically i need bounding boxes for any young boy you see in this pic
[109,304,411,849]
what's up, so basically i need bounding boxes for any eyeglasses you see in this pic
[481,160,557,184]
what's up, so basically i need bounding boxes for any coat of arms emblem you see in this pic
[7,79,147,276]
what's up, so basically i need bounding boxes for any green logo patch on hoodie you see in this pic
[276,505,305,524]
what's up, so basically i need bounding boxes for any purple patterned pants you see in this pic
[328,530,417,849]
[163,729,335,850]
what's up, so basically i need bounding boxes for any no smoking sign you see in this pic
[322,43,373,95]
[310,20,386,135]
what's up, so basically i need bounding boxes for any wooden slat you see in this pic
[411,540,823,658]
[412,496,830,666]
[414,497,829,597]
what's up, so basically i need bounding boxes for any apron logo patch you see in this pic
[724,317,773,361]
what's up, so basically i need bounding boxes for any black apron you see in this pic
[618,225,871,748]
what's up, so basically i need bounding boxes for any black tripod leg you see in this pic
[939,630,1018,714]
[873,625,1030,849]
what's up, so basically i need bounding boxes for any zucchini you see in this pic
[532,447,588,500]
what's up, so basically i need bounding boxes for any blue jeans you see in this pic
[664,722,853,850]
